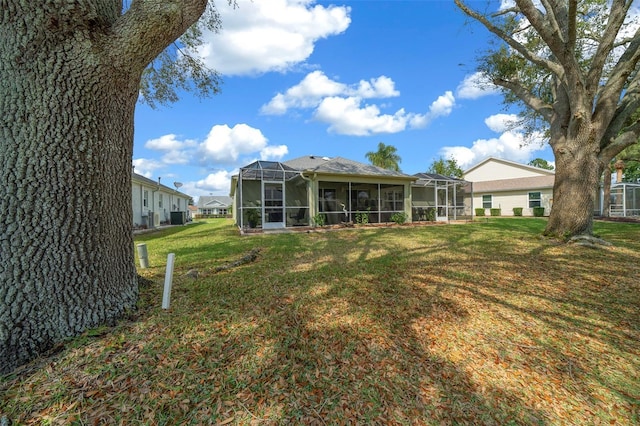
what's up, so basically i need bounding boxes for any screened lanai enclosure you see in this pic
[235,161,310,230]
[317,181,409,225]
[600,182,640,217]
[233,160,473,231]
[411,173,472,221]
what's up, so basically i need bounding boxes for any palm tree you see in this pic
[365,142,401,172]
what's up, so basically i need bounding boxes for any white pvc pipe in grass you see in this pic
[162,253,175,309]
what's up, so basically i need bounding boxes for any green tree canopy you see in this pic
[365,142,402,172]
[528,158,554,170]
[617,144,640,182]
[427,157,464,178]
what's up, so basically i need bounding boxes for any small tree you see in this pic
[428,156,464,178]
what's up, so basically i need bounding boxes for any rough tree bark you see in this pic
[0,0,207,373]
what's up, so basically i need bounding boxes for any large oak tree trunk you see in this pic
[545,126,603,237]
[0,1,207,373]
[0,5,139,373]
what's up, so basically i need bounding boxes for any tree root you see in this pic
[568,235,613,248]
[213,248,261,273]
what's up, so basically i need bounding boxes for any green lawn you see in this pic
[2,218,639,424]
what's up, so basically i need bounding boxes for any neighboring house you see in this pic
[464,157,555,216]
[230,155,471,230]
[131,171,192,228]
[197,195,233,217]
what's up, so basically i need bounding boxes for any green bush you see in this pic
[312,213,326,227]
[475,208,485,216]
[390,212,408,225]
[425,207,436,222]
[355,208,371,225]
[490,208,501,216]
[533,207,545,217]
[245,208,260,228]
[513,207,523,216]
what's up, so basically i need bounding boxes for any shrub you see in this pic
[355,208,370,225]
[425,207,436,222]
[490,208,501,216]
[390,212,408,225]
[475,208,485,216]
[245,208,260,228]
[513,207,523,216]
[312,213,326,227]
[533,207,545,217]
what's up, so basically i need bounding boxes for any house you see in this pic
[131,171,192,228]
[197,195,233,217]
[464,157,555,216]
[230,155,472,230]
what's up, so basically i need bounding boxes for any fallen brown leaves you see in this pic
[1,219,639,425]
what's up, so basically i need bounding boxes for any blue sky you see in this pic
[132,0,553,198]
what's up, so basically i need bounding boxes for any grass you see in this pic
[1,218,639,425]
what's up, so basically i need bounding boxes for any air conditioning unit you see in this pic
[153,212,160,227]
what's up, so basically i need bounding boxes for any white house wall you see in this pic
[132,182,144,227]
[131,176,191,228]
[465,159,551,182]
[472,189,553,216]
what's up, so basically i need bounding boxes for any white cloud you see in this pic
[132,158,163,178]
[200,123,269,163]
[262,71,450,136]
[314,97,409,136]
[354,76,400,98]
[193,0,351,75]
[145,134,184,151]
[260,145,289,160]
[484,113,521,133]
[144,134,198,165]
[261,70,346,114]
[261,71,399,115]
[197,170,235,192]
[178,169,237,198]
[410,91,456,128]
[456,72,499,100]
[440,113,547,169]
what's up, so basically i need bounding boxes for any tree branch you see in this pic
[108,0,208,74]
[586,0,634,95]
[601,125,640,161]
[454,0,564,77]
[594,26,640,130]
[494,78,553,121]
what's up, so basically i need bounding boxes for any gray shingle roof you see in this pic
[472,175,555,192]
[284,156,414,179]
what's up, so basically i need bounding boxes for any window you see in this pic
[143,190,148,208]
[482,195,492,209]
[528,192,541,208]
[159,194,163,208]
